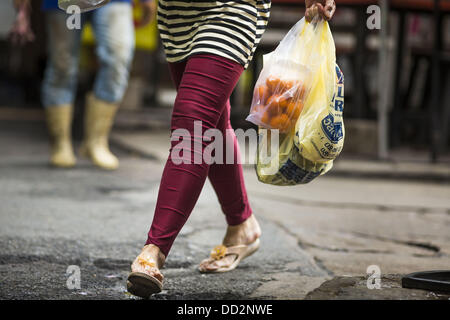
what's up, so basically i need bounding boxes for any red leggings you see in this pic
[145,54,252,257]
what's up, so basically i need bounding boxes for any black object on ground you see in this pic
[402,270,450,293]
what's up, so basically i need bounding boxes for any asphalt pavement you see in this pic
[0,119,449,300]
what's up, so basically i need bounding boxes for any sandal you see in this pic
[199,238,260,273]
[127,257,163,299]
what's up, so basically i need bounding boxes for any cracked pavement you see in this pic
[0,121,449,300]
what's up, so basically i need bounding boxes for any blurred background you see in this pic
[0,0,449,300]
[1,0,449,162]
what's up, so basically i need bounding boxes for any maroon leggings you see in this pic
[145,54,252,257]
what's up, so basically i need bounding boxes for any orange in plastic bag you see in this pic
[250,76,307,132]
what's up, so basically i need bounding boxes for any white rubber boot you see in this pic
[45,105,76,168]
[80,93,119,170]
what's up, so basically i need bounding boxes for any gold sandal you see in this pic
[127,257,163,298]
[199,238,260,273]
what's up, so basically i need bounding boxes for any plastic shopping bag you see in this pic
[248,17,345,186]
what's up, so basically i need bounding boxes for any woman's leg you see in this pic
[168,59,252,228]
[168,58,252,226]
[146,54,244,257]
[42,10,82,108]
[208,100,252,226]
[81,2,135,170]
[199,101,261,271]
[91,2,135,104]
[131,55,261,282]
[41,10,83,168]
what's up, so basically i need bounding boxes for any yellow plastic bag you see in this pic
[253,17,344,186]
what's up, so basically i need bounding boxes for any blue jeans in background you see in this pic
[42,2,135,107]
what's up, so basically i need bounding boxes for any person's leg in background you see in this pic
[208,101,252,226]
[146,54,243,256]
[164,61,254,230]
[80,2,135,170]
[41,10,83,168]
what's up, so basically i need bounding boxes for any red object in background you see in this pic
[410,15,420,34]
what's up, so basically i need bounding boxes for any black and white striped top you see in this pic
[157,0,271,68]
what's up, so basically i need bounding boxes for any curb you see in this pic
[110,133,449,184]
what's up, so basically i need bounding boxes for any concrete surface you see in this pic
[111,131,450,182]
[0,120,449,300]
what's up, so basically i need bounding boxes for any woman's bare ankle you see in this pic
[131,244,165,282]
[223,214,261,247]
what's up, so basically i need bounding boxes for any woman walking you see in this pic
[127,0,336,298]
[10,0,154,170]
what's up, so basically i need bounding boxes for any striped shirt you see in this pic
[157,0,271,68]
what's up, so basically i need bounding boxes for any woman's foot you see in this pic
[131,244,165,281]
[199,214,261,272]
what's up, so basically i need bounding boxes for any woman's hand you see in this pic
[305,0,336,22]
[10,0,35,46]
